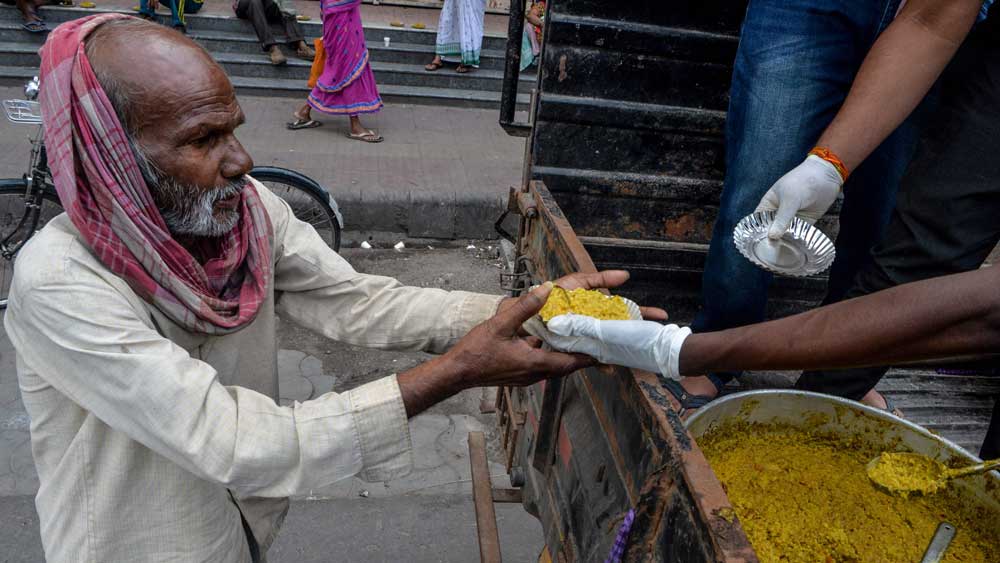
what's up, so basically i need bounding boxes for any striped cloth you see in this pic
[38,14,273,334]
[605,508,636,563]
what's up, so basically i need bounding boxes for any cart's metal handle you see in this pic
[920,522,956,563]
[499,0,531,137]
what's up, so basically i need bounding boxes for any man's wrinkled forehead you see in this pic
[86,21,240,135]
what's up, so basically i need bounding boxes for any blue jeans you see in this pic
[691,0,929,384]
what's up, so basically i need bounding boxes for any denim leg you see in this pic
[138,0,154,18]
[692,0,903,382]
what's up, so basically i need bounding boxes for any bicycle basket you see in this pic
[3,99,42,124]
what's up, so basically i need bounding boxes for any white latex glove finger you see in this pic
[754,154,844,239]
[547,315,691,379]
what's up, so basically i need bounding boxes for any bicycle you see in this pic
[1,77,343,309]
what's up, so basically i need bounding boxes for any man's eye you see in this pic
[191,134,213,147]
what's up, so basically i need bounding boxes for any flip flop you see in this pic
[22,20,48,33]
[455,64,474,74]
[424,61,443,71]
[286,118,322,130]
[660,379,716,418]
[347,130,383,143]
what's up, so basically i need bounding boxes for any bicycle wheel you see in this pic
[249,167,342,252]
[0,180,63,309]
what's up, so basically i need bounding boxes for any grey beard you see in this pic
[130,137,245,238]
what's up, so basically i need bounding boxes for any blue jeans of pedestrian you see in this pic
[691,0,930,385]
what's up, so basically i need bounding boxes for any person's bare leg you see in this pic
[679,375,720,398]
[15,0,42,23]
[293,103,311,122]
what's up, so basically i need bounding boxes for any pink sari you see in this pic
[307,0,383,116]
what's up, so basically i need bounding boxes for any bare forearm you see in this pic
[679,267,1000,375]
[817,0,979,170]
[396,356,466,417]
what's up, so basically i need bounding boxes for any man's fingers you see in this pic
[494,282,552,333]
[524,335,543,348]
[640,306,668,321]
[555,270,629,291]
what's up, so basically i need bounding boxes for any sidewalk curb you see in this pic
[337,188,506,240]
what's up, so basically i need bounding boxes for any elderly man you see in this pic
[7,15,658,562]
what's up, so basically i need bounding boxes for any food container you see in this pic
[686,390,1000,510]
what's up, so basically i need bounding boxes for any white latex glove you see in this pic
[755,154,844,239]
[544,315,691,380]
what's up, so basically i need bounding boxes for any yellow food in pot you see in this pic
[700,422,1000,563]
[538,286,629,322]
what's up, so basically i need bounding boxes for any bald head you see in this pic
[84,18,228,136]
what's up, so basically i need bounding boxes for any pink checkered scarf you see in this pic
[39,14,272,334]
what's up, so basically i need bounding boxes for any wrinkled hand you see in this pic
[447,283,597,388]
[545,315,691,380]
[755,155,843,239]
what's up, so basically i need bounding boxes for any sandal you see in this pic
[287,118,322,130]
[424,60,443,71]
[22,20,48,33]
[347,130,383,143]
[455,64,474,74]
[659,374,727,419]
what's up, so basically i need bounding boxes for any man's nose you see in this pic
[221,136,253,179]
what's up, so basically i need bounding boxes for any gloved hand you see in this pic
[755,154,843,239]
[544,315,691,380]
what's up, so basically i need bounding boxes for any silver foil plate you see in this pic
[733,211,835,277]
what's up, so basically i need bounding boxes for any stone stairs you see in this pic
[0,6,533,108]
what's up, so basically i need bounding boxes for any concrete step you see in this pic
[228,73,529,109]
[0,62,529,109]
[0,6,509,50]
[185,29,512,71]
[209,51,532,92]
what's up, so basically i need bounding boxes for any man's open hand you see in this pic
[448,282,596,388]
[397,283,597,416]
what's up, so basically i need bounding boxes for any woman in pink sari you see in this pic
[287,0,383,143]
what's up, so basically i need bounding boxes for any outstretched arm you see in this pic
[546,265,1000,379]
[756,0,981,237]
[681,264,1000,374]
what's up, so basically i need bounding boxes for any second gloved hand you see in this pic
[544,315,691,380]
[755,154,843,239]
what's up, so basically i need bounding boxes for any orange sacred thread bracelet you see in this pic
[808,146,850,182]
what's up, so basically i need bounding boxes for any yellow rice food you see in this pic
[866,452,949,497]
[699,422,1000,563]
[538,286,630,322]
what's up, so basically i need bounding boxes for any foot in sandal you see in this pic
[424,55,444,71]
[347,130,383,143]
[287,107,321,130]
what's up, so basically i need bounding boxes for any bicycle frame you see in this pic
[0,127,52,260]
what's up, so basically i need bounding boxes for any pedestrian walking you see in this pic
[234,0,315,65]
[287,0,383,143]
[424,0,485,73]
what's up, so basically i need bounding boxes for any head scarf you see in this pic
[39,14,272,334]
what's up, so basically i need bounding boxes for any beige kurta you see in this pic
[3,179,504,563]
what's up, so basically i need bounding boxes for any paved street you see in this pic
[0,85,526,240]
[0,245,544,562]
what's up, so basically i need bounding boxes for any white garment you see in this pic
[5,179,504,563]
[434,0,486,66]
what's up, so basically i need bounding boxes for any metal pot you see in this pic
[685,389,1000,512]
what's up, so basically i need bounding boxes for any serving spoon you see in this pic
[866,451,1000,496]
